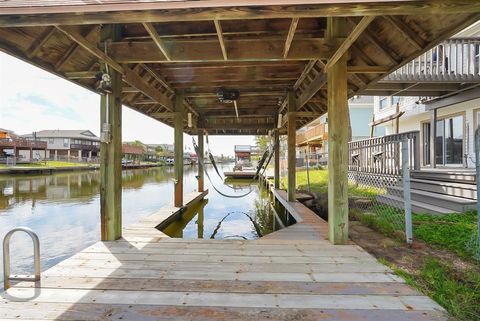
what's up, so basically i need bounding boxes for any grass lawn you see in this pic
[12,161,91,168]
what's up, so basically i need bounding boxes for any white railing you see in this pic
[387,38,480,81]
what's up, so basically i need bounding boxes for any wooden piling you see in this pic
[274,116,280,189]
[327,17,349,245]
[99,25,123,241]
[287,90,296,202]
[174,91,184,207]
[197,130,204,192]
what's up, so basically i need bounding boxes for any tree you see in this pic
[255,136,269,151]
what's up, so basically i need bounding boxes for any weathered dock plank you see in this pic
[0,190,448,321]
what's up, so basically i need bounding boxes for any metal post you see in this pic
[402,139,413,244]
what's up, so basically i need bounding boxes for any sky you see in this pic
[0,52,255,156]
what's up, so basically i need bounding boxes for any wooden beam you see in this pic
[296,71,327,110]
[142,22,171,61]
[213,19,228,60]
[327,17,349,245]
[123,67,174,111]
[65,71,97,79]
[283,18,299,59]
[56,25,175,111]
[274,122,280,189]
[2,2,480,26]
[56,25,124,73]
[287,90,296,202]
[325,16,375,70]
[347,65,390,73]
[99,24,122,242]
[55,26,98,71]
[384,16,424,51]
[174,92,184,207]
[26,26,56,59]
[109,38,339,62]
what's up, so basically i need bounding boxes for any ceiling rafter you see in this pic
[383,16,424,51]
[26,26,56,58]
[325,16,375,70]
[55,25,174,111]
[142,22,171,61]
[213,19,228,60]
[283,17,299,59]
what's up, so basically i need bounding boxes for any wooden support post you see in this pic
[287,90,296,202]
[174,91,184,207]
[430,108,437,168]
[274,124,280,189]
[100,25,123,241]
[197,130,205,192]
[327,17,349,245]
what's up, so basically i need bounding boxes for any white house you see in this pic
[372,23,480,169]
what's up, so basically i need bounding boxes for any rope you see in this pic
[193,137,254,198]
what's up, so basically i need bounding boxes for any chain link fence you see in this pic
[347,135,415,244]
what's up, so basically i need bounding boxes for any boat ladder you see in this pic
[3,227,40,290]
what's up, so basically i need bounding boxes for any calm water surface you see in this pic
[0,164,276,286]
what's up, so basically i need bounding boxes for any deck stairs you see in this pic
[377,170,477,214]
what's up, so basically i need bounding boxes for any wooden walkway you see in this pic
[0,191,448,320]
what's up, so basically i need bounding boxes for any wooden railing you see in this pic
[385,38,480,81]
[349,131,420,176]
[0,138,47,149]
[296,123,327,145]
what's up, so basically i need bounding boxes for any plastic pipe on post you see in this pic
[402,139,413,245]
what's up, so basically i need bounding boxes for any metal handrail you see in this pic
[3,227,41,290]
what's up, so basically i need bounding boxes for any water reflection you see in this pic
[0,164,279,287]
[162,181,278,240]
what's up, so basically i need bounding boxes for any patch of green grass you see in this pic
[290,169,381,197]
[387,259,480,321]
[413,211,478,260]
[15,161,89,168]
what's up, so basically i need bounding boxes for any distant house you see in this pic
[296,96,384,165]
[0,128,47,162]
[122,144,144,164]
[22,129,100,161]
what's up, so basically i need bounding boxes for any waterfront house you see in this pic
[296,96,385,166]
[22,129,100,162]
[0,128,47,163]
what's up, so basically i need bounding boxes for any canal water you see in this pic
[0,165,278,286]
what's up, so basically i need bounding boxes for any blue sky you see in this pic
[0,52,254,156]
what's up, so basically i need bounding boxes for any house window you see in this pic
[379,97,389,110]
[63,138,69,147]
[48,138,54,144]
[392,96,401,106]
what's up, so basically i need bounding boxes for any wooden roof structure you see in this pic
[0,1,479,135]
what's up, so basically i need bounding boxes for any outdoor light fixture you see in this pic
[217,88,240,103]
[188,112,193,128]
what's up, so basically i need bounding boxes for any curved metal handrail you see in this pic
[3,227,40,290]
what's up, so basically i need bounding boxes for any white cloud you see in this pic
[0,52,256,156]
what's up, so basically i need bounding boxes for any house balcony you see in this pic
[296,123,327,146]
[363,38,480,98]
[70,143,99,152]
[0,138,47,150]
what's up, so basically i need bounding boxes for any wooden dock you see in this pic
[0,191,447,321]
